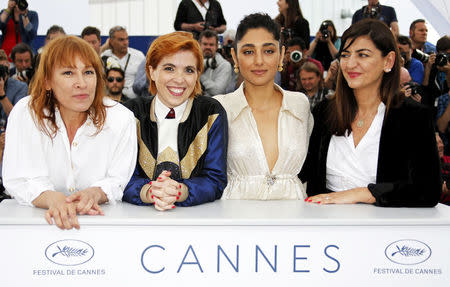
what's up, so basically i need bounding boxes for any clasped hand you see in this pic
[44,187,106,230]
[146,170,182,211]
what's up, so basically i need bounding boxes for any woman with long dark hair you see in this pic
[300,19,441,207]
[274,0,310,49]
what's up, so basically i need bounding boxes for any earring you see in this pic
[278,63,283,72]
[45,89,52,97]
[234,65,239,74]
[384,68,391,73]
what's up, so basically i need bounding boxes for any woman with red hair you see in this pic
[2,36,137,229]
[123,31,227,211]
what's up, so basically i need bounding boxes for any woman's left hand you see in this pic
[66,187,107,215]
[305,187,376,204]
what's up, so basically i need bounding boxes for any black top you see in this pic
[352,4,397,27]
[299,98,442,207]
[292,17,310,50]
[173,0,227,39]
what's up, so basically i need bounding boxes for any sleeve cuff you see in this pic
[140,183,154,204]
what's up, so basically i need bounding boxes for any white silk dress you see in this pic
[215,84,313,200]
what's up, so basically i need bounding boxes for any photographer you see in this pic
[397,35,424,84]
[409,19,436,54]
[352,0,398,35]
[0,0,38,60]
[10,42,33,84]
[400,67,422,103]
[297,61,328,109]
[281,37,323,91]
[422,36,450,110]
[174,0,226,39]
[274,0,310,48]
[306,20,340,70]
[0,49,27,121]
[198,29,231,97]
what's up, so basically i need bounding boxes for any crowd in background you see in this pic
[0,0,449,204]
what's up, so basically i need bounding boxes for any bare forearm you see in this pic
[0,97,13,116]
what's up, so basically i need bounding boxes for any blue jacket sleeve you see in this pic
[409,59,424,85]
[122,165,152,206]
[177,110,228,207]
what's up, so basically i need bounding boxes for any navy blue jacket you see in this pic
[123,95,228,207]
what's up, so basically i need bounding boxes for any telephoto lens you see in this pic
[411,49,430,63]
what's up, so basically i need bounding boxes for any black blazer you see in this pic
[299,98,442,207]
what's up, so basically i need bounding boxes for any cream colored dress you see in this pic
[215,84,313,200]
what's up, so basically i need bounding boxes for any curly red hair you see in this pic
[29,35,106,138]
[146,31,204,97]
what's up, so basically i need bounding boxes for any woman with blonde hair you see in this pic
[3,36,137,229]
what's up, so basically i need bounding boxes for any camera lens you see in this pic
[290,50,303,63]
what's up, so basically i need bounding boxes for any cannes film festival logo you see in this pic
[385,240,431,265]
[45,239,94,266]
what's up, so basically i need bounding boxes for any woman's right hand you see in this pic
[41,191,80,230]
[151,171,182,211]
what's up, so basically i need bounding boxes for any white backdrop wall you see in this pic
[0,0,444,43]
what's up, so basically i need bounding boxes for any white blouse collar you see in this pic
[226,82,308,123]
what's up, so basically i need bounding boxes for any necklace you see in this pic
[355,108,378,128]
[356,119,364,128]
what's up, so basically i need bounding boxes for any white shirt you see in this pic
[326,102,386,191]
[192,0,209,20]
[2,96,138,206]
[215,83,314,200]
[101,48,145,99]
[154,95,188,156]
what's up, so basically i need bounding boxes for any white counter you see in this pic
[1,199,449,286]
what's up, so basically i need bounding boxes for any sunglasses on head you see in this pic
[107,76,124,83]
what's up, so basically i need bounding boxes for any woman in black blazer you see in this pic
[300,19,441,207]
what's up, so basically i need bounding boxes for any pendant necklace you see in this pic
[356,119,364,128]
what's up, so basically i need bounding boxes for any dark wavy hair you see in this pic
[235,13,280,51]
[326,19,402,136]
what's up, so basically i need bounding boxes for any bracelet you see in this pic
[0,94,7,100]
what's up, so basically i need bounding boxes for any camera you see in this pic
[13,0,28,12]
[0,65,9,80]
[281,28,292,41]
[222,40,233,59]
[19,67,34,82]
[290,50,303,63]
[320,21,330,39]
[364,5,380,19]
[436,53,448,67]
[404,81,422,96]
[411,49,430,63]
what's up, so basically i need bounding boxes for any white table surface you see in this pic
[1,199,449,226]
